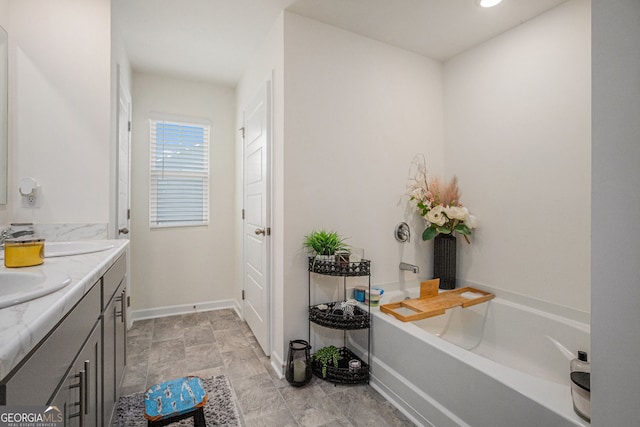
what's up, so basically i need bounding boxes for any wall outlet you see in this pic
[22,186,40,208]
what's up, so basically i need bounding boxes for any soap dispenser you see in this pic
[570,351,591,421]
[570,351,590,373]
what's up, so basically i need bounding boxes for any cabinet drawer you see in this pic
[1,282,101,405]
[102,254,126,309]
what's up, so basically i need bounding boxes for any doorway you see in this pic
[115,65,131,326]
[242,80,272,355]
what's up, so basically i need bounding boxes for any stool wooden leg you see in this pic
[193,407,206,427]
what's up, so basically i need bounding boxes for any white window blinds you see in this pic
[149,118,210,228]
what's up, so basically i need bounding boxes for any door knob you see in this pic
[119,227,129,235]
[255,228,265,235]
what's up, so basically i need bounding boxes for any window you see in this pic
[149,117,210,228]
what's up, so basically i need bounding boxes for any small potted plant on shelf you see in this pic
[313,345,342,378]
[303,230,349,269]
[303,230,348,258]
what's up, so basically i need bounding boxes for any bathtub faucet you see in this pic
[399,262,419,274]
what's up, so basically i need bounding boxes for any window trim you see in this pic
[148,115,211,229]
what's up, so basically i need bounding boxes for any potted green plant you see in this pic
[313,345,342,378]
[304,230,349,271]
[303,230,348,257]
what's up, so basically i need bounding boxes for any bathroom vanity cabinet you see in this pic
[101,254,127,426]
[0,253,127,427]
[0,281,102,409]
[307,257,371,384]
[49,323,102,426]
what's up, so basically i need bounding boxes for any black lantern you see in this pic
[285,339,312,386]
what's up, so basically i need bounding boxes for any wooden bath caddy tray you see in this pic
[380,279,494,322]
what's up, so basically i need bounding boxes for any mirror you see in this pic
[0,25,7,204]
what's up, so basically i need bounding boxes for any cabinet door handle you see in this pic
[83,360,90,416]
[115,292,125,323]
[80,369,85,427]
[69,370,86,426]
[121,290,127,360]
[122,290,127,325]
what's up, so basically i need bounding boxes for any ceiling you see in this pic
[113,0,568,87]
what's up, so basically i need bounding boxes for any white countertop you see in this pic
[0,239,129,379]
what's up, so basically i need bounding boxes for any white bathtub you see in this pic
[351,287,590,427]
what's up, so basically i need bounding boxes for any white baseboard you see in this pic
[130,299,238,321]
[232,299,243,320]
[269,350,285,379]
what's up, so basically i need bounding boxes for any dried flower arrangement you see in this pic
[406,154,477,243]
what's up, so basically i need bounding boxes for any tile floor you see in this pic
[121,308,414,426]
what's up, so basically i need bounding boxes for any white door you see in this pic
[116,68,132,328]
[243,81,271,355]
[116,69,131,240]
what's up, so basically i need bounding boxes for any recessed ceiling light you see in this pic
[477,0,503,7]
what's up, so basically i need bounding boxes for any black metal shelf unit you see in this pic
[308,257,371,384]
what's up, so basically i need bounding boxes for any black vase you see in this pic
[433,233,456,289]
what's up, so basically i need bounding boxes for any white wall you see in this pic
[282,12,444,352]
[0,0,7,30]
[110,0,132,238]
[444,0,591,312]
[130,72,236,311]
[592,0,640,424]
[9,0,111,224]
[236,13,284,362]
[272,1,591,361]
[0,0,9,225]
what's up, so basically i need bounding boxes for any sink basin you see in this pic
[0,241,114,260]
[43,241,115,258]
[0,268,72,309]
